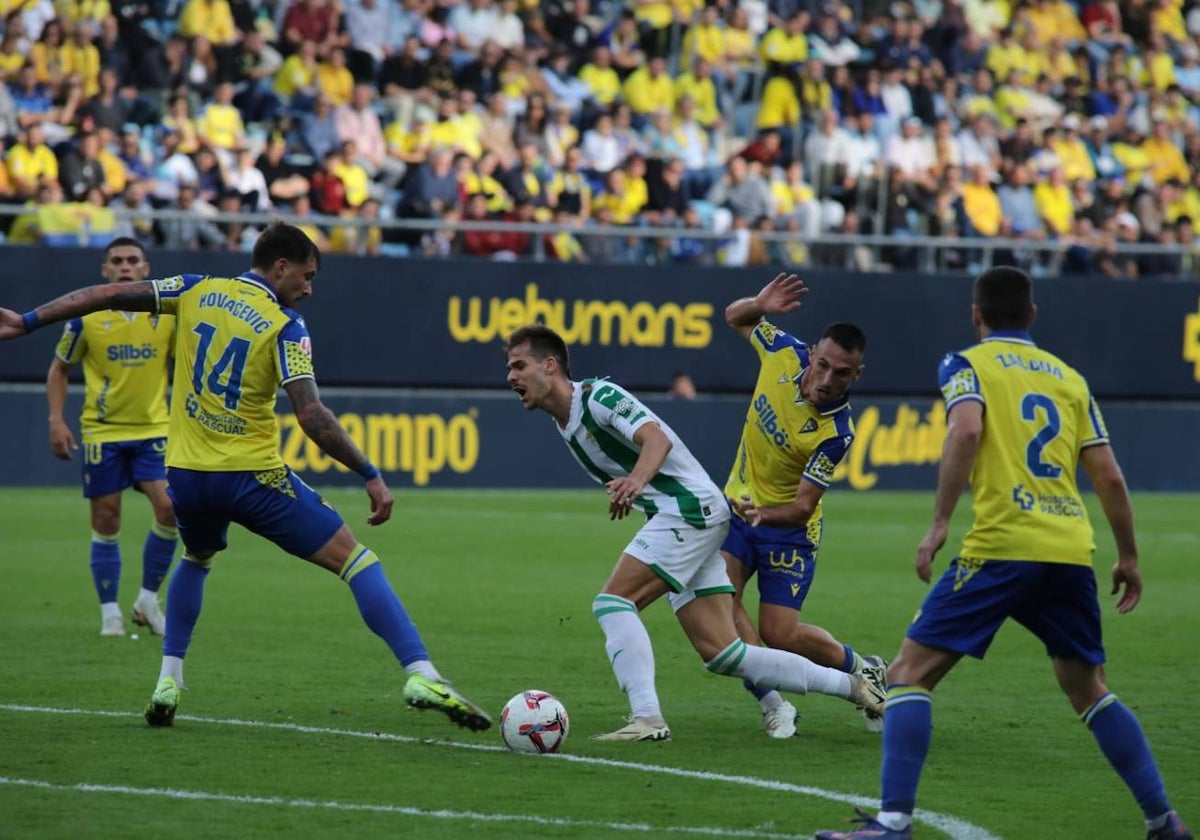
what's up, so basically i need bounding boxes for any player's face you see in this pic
[800,338,863,405]
[101,246,149,284]
[505,341,554,411]
[274,258,318,307]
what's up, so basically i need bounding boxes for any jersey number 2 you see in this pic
[192,322,250,410]
[1020,393,1063,479]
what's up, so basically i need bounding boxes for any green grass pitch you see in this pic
[0,488,1196,840]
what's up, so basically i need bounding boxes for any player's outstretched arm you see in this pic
[0,282,158,340]
[724,272,809,339]
[731,479,822,528]
[916,400,982,583]
[1080,443,1142,613]
[284,377,394,526]
[605,423,672,521]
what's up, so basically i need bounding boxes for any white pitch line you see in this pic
[0,776,802,840]
[0,704,999,840]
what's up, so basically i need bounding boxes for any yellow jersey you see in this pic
[55,310,175,444]
[939,330,1108,566]
[724,322,856,531]
[152,272,315,472]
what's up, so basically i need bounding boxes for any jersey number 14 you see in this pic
[192,321,250,410]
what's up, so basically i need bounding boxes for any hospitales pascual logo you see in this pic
[447,282,714,348]
[1184,297,1200,382]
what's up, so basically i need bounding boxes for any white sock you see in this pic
[708,640,853,699]
[136,587,158,605]
[404,659,443,682]
[759,690,786,712]
[877,811,912,830]
[100,602,121,621]
[593,594,661,718]
[158,655,184,685]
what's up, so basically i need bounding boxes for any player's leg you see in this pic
[721,543,797,738]
[246,467,488,731]
[816,557,1024,840]
[88,492,125,635]
[590,552,674,741]
[130,438,178,635]
[145,469,228,727]
[1028,564,1190,838]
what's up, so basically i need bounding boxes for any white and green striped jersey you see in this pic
[557,378,729,530]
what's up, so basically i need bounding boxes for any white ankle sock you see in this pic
[101,602,121,621]
[404,659,443,681]
[710,640,852,698]
[158,655,184,685]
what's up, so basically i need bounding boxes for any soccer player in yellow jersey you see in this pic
[1,224,490,734]
[722,273,887,738]
[818,267,1192,840]
[47,237,178,638]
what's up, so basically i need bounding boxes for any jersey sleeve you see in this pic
[750,321,807,362]
[150,273,205,315]
[55,318,86,364]
[587,381,654,443]
[276,315,315,386]
[938,353,983,412]
[1079,389,1110,449]
[802,424,854,489]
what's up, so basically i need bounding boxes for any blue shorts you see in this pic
[82,438,168,498]
[167,466,344,559]
[908,558,1106,664]
[720,513,820,610]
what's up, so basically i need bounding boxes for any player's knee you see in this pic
[184,551,217,569]
[757,615,796,650]
[592,593,636,621]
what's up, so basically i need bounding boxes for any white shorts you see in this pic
[623,514,734,613]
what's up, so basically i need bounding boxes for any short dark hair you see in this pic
[104,236,144,256]
[974,266,1033,330]
[252,222,321,271]
[505,324,571,378]
[820,322,867,354]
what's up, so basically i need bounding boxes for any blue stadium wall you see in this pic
[1,248,1198,490]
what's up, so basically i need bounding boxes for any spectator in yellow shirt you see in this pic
[329,198,383,256]
[30,19,67,90]
[578,46,621,108]
[1112,127,1153,186]
[197,81,245,151]
[1141,36,1176,91]
[962,164,1002,236]
[61,21,100,96]
[1052,116,1096,182]
[1033,167,1073,235]
[674,58,721,130]
[1149,0,1187,45]
[274,39,318,103]
[633,0,675,58]
[163,94,201,155]
[177,0,239,46]
[331,140,371,207]
[682,4,724,65]
[759,12,809,72]
[1143,120,1191,185]
[756,72,800,133]
[623,56,675,121]
[56,0,113,32]
[315,47,354,107]
[985,28,1025,84]
[6,124,59,198]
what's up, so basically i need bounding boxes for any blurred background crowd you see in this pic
[1,0,1199,274]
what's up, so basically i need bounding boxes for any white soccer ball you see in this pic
[499,690,570,754]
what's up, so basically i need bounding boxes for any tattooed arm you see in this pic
[284,377,394,525]
[0,282,159,340]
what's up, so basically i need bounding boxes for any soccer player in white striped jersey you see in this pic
[505,325,885,741]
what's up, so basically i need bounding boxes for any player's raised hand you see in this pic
[0,307,26,340]
[915,521,948,583]
[1111,558,1143,613]
[49,419,78,460]
[365,476,394,526]
[755,273,809,315]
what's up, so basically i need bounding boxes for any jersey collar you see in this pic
[237,271,278,302]
[559,380,584,434]
[981,329,1036,346]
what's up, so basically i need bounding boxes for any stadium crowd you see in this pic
[1,0,1199,274]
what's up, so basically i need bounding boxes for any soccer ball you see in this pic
[499,690,569,754]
